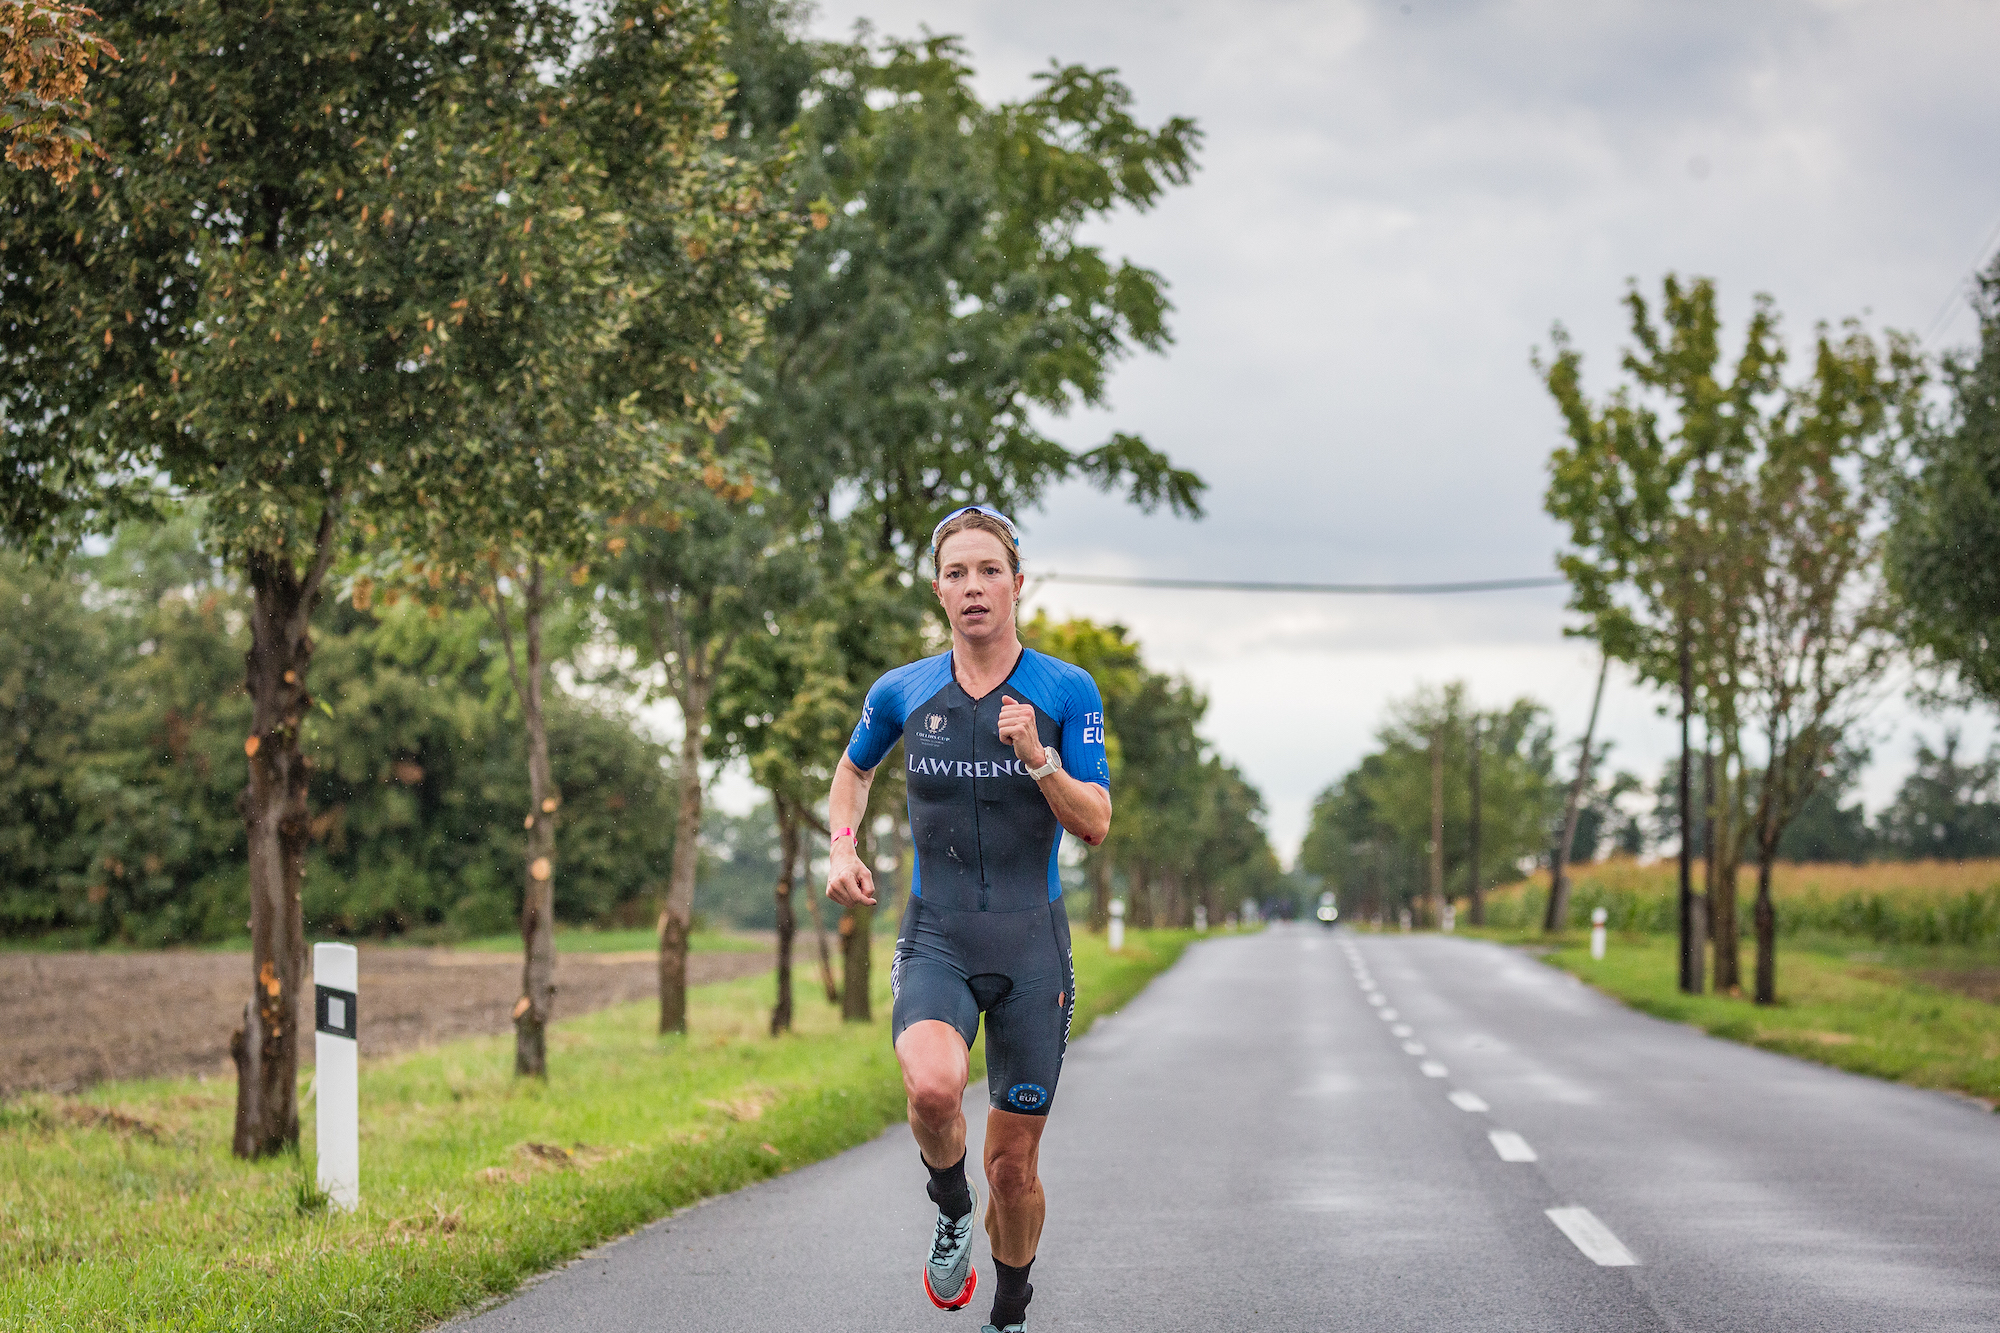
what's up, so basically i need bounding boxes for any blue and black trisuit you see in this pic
[847,647,1110,1117]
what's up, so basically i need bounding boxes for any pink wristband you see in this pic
[833,827,854,843]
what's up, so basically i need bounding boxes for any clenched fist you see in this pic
[997,695,1047,768]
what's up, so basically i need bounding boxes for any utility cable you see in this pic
[1035,572,1567,595]
[1921,209,2000,349]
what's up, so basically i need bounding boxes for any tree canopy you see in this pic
[1888,262,2000,707]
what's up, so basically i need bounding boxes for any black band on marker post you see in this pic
[315,984,357,1039]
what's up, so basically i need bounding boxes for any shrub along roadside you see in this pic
[1509,931,2000,1105]
[1,929,1198,1333]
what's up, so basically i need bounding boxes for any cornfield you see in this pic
[1480,858,2000,947]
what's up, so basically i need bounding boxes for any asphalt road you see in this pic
[452,924,2000,1331]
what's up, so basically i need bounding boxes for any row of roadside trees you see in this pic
[1539,268,2000,1004]
[0,0,1265,1158]
[1302,268,2000,1011]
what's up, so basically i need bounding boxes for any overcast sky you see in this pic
[784,0,2000,859]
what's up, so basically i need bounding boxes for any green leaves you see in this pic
[1887,265,2000,706]
[734,27,1206,556]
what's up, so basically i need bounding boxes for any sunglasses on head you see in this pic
[929,504,1020,555]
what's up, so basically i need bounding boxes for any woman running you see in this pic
[826,504,1111,1333]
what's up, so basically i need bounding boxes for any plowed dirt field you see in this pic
[0,946,772,1097]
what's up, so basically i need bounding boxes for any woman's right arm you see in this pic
[825,752,878,906]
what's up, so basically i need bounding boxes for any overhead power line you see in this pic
[1921,209,2000,349]
[1035,572,1568,595]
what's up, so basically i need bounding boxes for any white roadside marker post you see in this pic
[1194,904,1208,933]
[1108,898,1125,953]
[1590,907,1608,961]
[313,941,360,1211]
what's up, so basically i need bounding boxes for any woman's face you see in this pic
[932,529,1023,645]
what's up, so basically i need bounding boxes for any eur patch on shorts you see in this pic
[1004,1082,1050,1112]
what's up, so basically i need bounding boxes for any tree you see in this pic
[607,460,815,1033]
[1302,684,1555,923]
[1544,276,1782,992]
[1739,319,1912,1001]
[743,31,1206,556]
[0,0,598,1157]
[358,0,797,1070]
[1546,275,1917,1001]
[1,0,116,185]
[710,18,1216,952]
[0,547,109,931]
[711,553,926,1032]
[1019,613,1143,929]
[1875,732,2000,859]
[1888,261,2000,706]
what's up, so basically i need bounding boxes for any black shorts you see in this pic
[891,896,1075,1116]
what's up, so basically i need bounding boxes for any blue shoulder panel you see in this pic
[1011,649,1110,790]
[847,653,953,772]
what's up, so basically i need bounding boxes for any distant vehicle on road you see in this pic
[1316,891,1338,927]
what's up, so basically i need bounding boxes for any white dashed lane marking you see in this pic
[1546,1207,1639,1266]
[1349,940,1641,1272]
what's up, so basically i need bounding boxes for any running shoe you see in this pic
[923,1186,978,1311]
[979,1324,1025,1332]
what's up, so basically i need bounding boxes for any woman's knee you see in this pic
[904,1073,962,1126]
[984,1144,1040,1203]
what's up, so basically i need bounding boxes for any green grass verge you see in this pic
[0,928,1197,1332]
[447,928,769,955]
[2,929,770,955]
[1484,929,2000,1106]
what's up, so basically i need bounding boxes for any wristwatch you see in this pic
[1025,748,1062,781]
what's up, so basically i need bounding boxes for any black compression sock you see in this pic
[923,1151,973,1222]
[989,1258,1034,1329]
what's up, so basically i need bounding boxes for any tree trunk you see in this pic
[839,902,873,1021]
[1545,653,1609,933]
[487,562,559,1077]
[1711,760,1744,993]
[1428,726,1444,925]
[1088,849,1111,933]
[802,878,840,1003]
[1692,745,1714,994]
[1677,631,1696,993]
[659,669,710,1034]
[1130,861,1153,928]
[1467,717,1484,925]
[770,800,800,1036]
[230,503,338,1160]
[1753,844,1778,1005]
[518,567,560,1075]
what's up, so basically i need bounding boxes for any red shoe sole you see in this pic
[924,1260,978,1312]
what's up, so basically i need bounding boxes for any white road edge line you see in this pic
[1448,1089,1489,1113]
[1420,1061,1448,1078]
[1402,1041,1427,1055]
[1379,1009,1399,1020]
[1488,1129,1537,1161]
[1546,1207,1638,1266]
